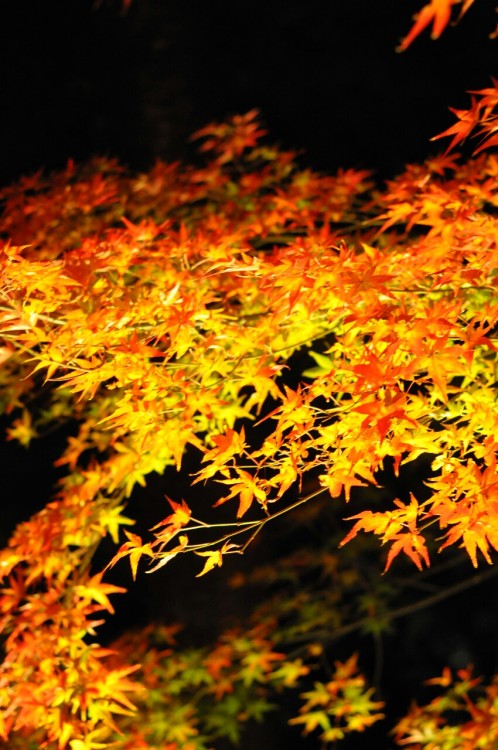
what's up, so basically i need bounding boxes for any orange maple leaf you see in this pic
[106,531,154,581]
[195,542,241,577]
[151,497,192,540]
[384,531,430,572]
[216,469,267,517]
[431,97,482,153]
[340,496,430,570]
[398,0,475,52]
[195,427,247,482]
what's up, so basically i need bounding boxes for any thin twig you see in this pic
[288,564,498,650]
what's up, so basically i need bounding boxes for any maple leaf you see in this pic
[319,469,368,503]
[96,504,135,545]
[239,647,285,686]
[340,496,430,570]
[216,469,267,517]
[431,97,482,153]
[376,201,417,234]
[151,497,191,535]
[383,531,430,572]
[195,542,240,577]
[5,408,37,447]
[440,524,496,568]
[106,531,155,581]
[195,427,247,482]
[270,659,310,687]
[339,510,399,547]
[73,572,127,614]
[398,0,475,52]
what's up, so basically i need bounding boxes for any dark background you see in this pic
[1,0,497,186]
[2,2,498,747]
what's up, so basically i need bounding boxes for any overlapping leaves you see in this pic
[1,92,498,747]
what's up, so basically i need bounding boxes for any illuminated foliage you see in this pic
[394,666,498,749]
[398,0,498,50]
[1,6,498,748]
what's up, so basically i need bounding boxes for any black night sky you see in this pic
[1,0,497,186]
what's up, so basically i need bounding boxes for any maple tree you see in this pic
[1,2,498,748]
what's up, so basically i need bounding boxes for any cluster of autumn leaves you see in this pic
[1,3,498,746]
